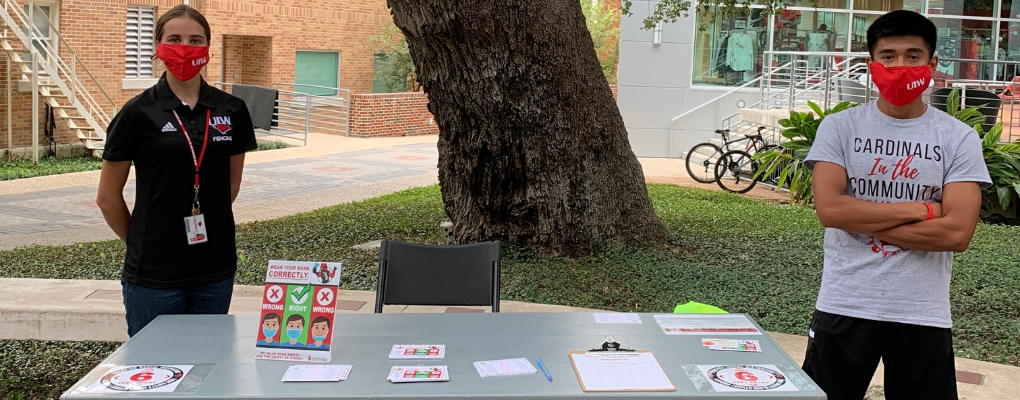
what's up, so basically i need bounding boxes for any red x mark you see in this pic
[320,291,331,301]
[270,288,281,298]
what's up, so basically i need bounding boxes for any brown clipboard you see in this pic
[568,350,677,392]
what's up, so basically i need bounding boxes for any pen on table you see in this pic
[536,358,552,382]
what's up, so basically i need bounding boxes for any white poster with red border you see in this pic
[255,260,341,363]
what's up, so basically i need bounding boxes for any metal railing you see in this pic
[215,82,307,146]
[272,83,351,137]
[1,0,118,140]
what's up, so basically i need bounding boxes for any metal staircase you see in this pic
[1,0,118,156]
[671,51,871,156]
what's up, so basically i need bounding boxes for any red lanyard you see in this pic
[172,109,211,189]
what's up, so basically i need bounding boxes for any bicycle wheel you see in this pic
[685,143,722,183]
[715,150,760,194]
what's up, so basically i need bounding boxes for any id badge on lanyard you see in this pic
[174,109,211,245]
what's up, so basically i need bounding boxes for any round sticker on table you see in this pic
[707,365,787,390]
[99,365,185,391]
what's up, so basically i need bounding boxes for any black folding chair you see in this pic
[375,240,501,313]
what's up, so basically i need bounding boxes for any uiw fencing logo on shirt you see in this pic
[210,116,232,134]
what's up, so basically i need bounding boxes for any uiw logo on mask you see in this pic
[906,78,927,90]
[192,57,208,67]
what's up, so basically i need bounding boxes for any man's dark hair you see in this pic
[287,314,305,325]
[867,10,938,60]
[312,316,331,329]
[262,313,280,323]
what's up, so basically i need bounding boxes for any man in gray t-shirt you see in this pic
[801,11,990,400]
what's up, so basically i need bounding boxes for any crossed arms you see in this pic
[812,161,983,253]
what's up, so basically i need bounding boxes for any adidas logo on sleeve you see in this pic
[161,122,177,133]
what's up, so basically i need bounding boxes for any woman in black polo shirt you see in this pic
[96,5,257,337]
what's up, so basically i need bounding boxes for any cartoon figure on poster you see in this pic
[283,314,306,347]
[256,313,281,346]
[255,260,341,363]
[307,316,332,349]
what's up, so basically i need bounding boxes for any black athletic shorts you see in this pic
[801,309,958,400]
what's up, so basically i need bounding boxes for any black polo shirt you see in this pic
[103,74,257,289]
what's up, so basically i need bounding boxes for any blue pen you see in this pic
[536,358,553,382]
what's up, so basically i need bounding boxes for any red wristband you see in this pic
[924,203,934,221]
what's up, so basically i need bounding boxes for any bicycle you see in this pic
[714,141,792,194]
[685,126,771,184]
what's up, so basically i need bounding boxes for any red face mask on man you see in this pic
[156,44,209,82]
[869,62,931,107]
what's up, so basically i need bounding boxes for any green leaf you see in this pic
[808,101,824,118]
[997,186,1012,209]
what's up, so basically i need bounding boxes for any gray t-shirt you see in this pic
[805,101,991,328]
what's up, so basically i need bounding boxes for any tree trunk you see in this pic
[387,0,667,256]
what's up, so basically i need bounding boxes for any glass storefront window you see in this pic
[853,0,924,13]
[692,10,768,87]
[1003,0,1018,18]
[785,0,850,9]
[928,18,995,81]
[928,0,995,18]
[772,11,849,69]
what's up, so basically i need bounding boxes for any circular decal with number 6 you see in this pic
[99,365,185,391]
[707,365,787,390]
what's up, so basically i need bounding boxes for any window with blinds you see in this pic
[125,6,155,78]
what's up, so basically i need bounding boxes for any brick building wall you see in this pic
[347,85,619,138]
[1,0,391,152]
[348,92,436,138]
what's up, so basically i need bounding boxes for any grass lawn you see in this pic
[2,184,1018,398]
[0,155,103,181]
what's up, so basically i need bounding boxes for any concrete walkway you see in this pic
[1,277,1013,400]
[0,134,440,249]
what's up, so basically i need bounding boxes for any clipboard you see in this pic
[568,350,676,392]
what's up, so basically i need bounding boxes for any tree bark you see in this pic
[387,0,667,256]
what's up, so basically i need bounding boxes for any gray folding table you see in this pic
[63,313,826,399]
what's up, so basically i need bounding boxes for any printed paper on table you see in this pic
[255,260,342,363]
[593,313,643,324]
[282,365,352,382]
[388,366,450,382]
[86,365,194,393]
[569,351,675,392]
[697,365,799,392]
[473,358,537,377]
[654,314,762,335]
[389,344,446,359]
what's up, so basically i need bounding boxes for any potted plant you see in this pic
[752,101,858,204]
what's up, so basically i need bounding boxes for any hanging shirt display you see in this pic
[726,32,755,72]
[807,32,831,69]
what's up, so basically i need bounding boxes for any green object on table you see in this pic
[673,301,728,314]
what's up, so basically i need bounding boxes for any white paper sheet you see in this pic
[388,366,450,382]
[593,313,643,324]
[388,344,446,359]
[654,314,762,335]
[86,365,194,393]
[698,365,799,392]
[473,358,537,377]
[282,365,352,382]
[570,352,675,391]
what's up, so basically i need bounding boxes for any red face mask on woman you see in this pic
[869,62,931,107]
[156,44,209,82]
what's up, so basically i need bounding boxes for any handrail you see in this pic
[670,61,795,126]
[25,1,118,116]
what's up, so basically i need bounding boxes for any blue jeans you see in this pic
[121,275,235,337]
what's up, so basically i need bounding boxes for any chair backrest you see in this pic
[375,240,501,313]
